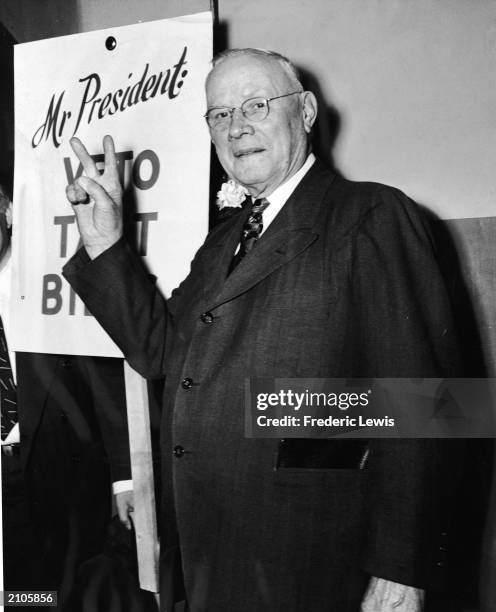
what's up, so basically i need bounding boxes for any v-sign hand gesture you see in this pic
[66,135,123,260]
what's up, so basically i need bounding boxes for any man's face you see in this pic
[206,54,315,197]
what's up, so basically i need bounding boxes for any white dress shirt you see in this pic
[260,153,316,235]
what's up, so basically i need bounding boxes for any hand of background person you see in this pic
[361,577,424,612]
[115,489,134,531]
[65,135,123,260]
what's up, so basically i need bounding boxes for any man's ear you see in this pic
[301,91,318,134]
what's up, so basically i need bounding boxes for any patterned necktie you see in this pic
[229,197,270,273]
[0,315,17,441]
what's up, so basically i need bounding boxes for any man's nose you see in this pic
[228,108,254,139]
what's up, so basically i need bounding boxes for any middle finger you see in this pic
[69,137,99,178]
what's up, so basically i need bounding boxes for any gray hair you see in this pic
[210,48,303,91]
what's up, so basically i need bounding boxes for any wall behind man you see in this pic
[222,0,496,221]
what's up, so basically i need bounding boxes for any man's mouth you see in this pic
[233,147,265,158]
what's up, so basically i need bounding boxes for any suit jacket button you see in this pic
[60,359,72,368]
[173,445,185,458]
[181,377,193,389]
[200,312,214,324]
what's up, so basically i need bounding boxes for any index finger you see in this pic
[69,137,99,178]
[103,134,118,175]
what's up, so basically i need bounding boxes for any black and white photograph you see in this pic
[0,1,495,611]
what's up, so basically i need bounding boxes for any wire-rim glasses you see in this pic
[204,90,302,130]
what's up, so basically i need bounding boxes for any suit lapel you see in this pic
[200,205,252,304]
[208,226,319,309]
[204,160,336,310]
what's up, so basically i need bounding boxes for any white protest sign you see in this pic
[11,12,212,356]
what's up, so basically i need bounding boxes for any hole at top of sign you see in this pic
[105,36,117,51]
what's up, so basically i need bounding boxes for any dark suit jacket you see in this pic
[14,353,131,606]
[64,160,461,611]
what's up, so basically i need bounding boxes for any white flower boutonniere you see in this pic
[5,201,13,229]
[216,180,248,210]
[0,189,12,228]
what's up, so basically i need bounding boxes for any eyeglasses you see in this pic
[204,91,302,130]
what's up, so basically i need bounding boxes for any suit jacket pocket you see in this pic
[276,438,369,470]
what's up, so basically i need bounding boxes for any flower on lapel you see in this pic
[216,180,248,210]
[5,201,12,229]
[0,188,12,228]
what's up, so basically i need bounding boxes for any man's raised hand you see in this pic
[66,135,123,260]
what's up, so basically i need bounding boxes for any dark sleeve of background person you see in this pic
[82,356,132,483]
[85,356,163,487]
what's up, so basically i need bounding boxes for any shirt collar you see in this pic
[264,153,315,208]
[257,153,315,234]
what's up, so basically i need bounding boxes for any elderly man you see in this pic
[63,49,459,611]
